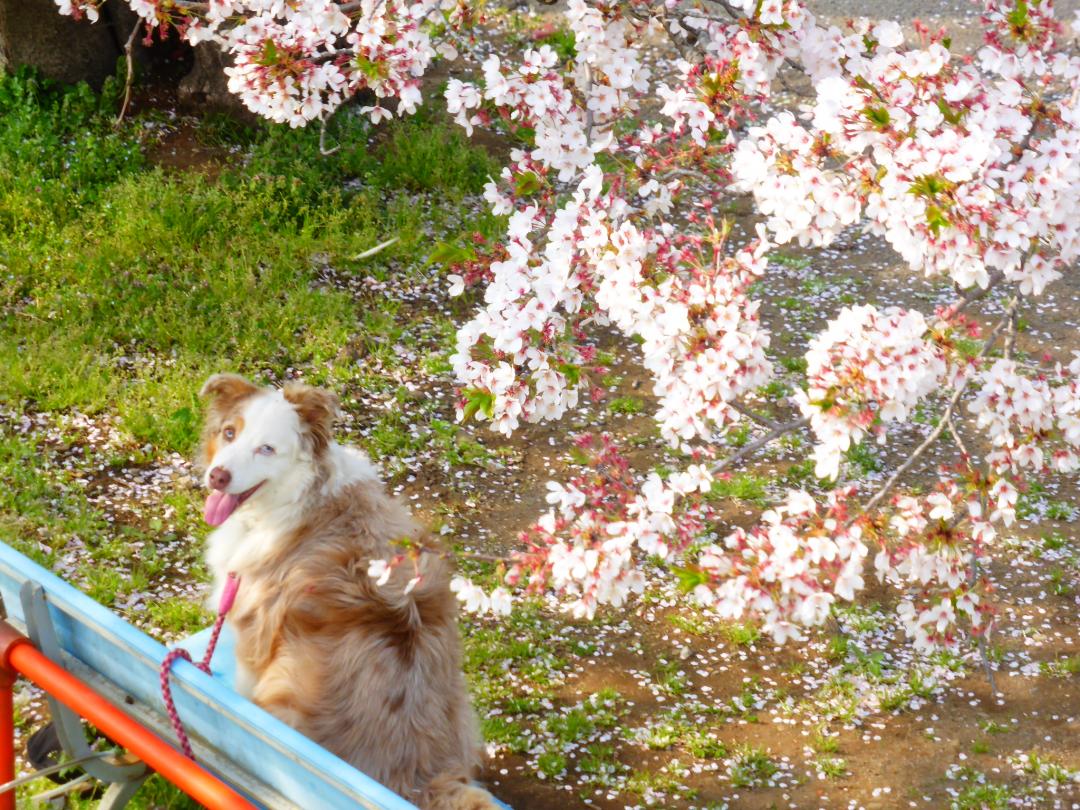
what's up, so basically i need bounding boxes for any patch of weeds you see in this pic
[950,781,1013,810]
[978,719,1010,735]
[1042,532,1069,552]
[777,296,811,312]
[640,719,683,750]
[545,709,595,744]
[1044,499,1074,521]
[931,648,967,673]
[814,755,847,779]
[834,603,887,633]
[1013,751,1075,785]
[536,750,567,780]
[607,396,645,415]
[667,612,713,636]
[727,745,779,788]
[878,685,913,712]
[725,422,751,448]
[578,744,619,777]
[143,597,213,637]
[769,252,811,270]
[370,108,498,193]
[625,769,685,798]
[759,379,792,400]
[725,681,763,722]
[1047,567,1074,597]
[721,622,761,647]
[842,648,886,681]
[482,715,529,753]
[685,730,727,759]
[779,355,808,374]
[582,688,624,728]
[970,740,990,755]
[708,473,769,505]
[811,727,839,754]
[534,27,577,61]
[781,458,816,488]
[652,661,689,697]
[844,442,883,476]
[827,634,850,661]
[1039,655,1080,678]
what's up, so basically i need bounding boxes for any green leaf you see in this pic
[863,106,891,130]
[461,388,495,422]
[557,362,581,386]
[1007,0,1029,32]
[514,171,542,197]
[936,98,964,126]
[257,39,279,67]
[672,565,710,594]
[926,204,951,236]
[427,241,476,267]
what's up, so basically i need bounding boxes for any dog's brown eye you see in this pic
[223,426,236,441]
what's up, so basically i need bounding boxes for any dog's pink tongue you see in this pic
[204,490,241,527]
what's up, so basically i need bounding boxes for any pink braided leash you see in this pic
[160,573,240,760]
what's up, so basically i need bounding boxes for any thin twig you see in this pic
[711,416,810,475]
[945,410,972,465]
[969,554,998,694]
[419,545,510,564]
[116,22,140,125]
[319,114,340,156]
[1002,305,1017,361]
[730,400,781,431]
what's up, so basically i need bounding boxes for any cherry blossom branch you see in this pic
[711,415,809,474]
[949,270,1005,316]
[729,400,783,431]
[419,544,511,564]
[861,298,1019,516]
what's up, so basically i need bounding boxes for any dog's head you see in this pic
[198,374,339,527]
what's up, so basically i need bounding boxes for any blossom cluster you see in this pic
[692,488,868,643]
[796,306,947,480]
[737,6,1080,294]
[969,356,1080,477]
[873,483,995,651]
[55,0,448,126]
[460,435,716,620]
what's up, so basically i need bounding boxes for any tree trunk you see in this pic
[178,41,259,125]
[0,0,127,88]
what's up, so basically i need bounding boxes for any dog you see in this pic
[197,373,497,810]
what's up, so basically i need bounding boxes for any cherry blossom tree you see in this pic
[54,0,1080,656]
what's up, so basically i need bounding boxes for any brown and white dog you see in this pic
[197,373,497,810]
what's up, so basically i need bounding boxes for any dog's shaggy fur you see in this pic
[197,373,497,810]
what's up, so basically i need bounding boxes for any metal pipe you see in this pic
[0,623,254,810]
[0,675,13,810]
[0,748,119,795]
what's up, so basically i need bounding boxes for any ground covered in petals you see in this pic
[1,3,1078,807]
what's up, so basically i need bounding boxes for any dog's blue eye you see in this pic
[223,427,236,441]
[257,444,276,456]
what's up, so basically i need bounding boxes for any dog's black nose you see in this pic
[209,466,232,491]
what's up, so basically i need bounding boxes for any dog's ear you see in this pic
[283,382,339,455]
[200,374,260,409]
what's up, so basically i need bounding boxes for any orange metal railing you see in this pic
[0,620,255,810]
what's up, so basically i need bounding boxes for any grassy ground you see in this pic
[0,60,1077,810]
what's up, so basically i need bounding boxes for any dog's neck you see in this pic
[205,443,380,599]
